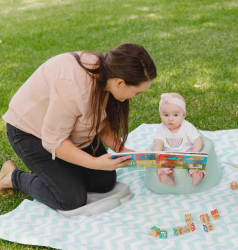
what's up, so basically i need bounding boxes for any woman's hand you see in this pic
[94,153,133,171]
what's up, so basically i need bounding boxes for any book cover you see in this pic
[111,151,208,170]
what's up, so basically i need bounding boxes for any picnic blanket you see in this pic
[0,123,238,250]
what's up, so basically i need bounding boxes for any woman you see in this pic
[0,43,157,211]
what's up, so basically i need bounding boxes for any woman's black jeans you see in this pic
[6,123,116,211]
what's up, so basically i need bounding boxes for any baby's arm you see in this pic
[192,136,203,152]
[153,139,164,151]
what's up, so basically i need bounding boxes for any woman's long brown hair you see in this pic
[70,43,157,155]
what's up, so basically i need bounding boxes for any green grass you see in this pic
[0,0,238,248]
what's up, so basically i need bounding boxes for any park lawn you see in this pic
[0,0,238,249]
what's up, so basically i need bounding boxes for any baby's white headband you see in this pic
[159,93,186,113]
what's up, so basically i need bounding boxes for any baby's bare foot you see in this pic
[191,169,204,186]
[158,171,175,186]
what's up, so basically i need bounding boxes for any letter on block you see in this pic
[210,209,220,220]
[149,226,160,238]
[173,228,178,236]
[159,230,168,239]
[190,223,196,232]
[199,213,210,224]
[230,181,238,190]
[173,226,184,236]
[184,223,196,233]
[203,222,214,232]
[184,213,192,223]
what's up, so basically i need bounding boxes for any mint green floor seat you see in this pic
[145,133,222,194]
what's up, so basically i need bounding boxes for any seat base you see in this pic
[57,182,133,217]
[145,133,223,194]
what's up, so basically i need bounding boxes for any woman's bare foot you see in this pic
[0,172,14,197]
[191,169,204,186]
[158,171,175,186]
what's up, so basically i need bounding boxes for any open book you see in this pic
[111,151,208,170]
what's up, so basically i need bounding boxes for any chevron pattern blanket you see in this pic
[0,124,238,250]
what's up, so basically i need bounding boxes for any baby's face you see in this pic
[160,103,185,130]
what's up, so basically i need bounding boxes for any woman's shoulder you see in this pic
[45,51,97,64]
[43,51,98,93]
[50,51,98,69]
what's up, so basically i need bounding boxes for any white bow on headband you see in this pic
[159,93,186,113]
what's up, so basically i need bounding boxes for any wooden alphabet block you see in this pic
[149,226,160,238]
[173,226,184,236]
[203,222,214,232]
[184,223,196,233]
[199,213,210,224]
[230,181,238,190]
[184,213,192,223]
[212,213,220,220]
[159,230,168,239]
[210,209,220,220]
[184,224,191,233]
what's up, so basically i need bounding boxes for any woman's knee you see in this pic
[57,171,116,210]
[58,191,87,211]
[94,170,116,193]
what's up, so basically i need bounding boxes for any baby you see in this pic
[153,93,204,186]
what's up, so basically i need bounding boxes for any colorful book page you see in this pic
[111,152,207,169]
[111,153,157,168]
[157,154,184,169]
[183,155,208,170]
